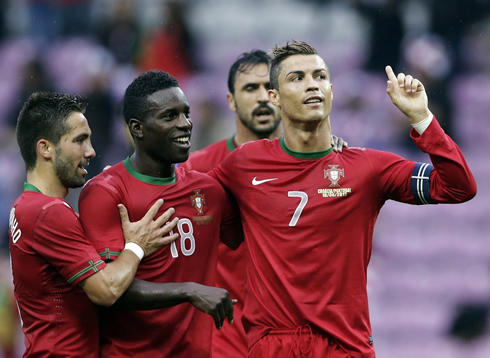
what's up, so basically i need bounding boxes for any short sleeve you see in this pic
[33,202,106,285]
[79,180,125,261]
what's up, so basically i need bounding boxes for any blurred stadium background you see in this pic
[1,1,489,357]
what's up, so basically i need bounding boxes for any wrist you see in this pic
[411,112,433,135]
[124,242,144,260]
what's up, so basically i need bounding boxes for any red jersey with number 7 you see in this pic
[210,119,476,357]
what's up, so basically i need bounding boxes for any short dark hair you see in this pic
[16,92,87,171]
[123,70,179,125]
[269,40,327,90]
[227,50,271,94]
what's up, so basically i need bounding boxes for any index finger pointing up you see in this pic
[385,65,397,83]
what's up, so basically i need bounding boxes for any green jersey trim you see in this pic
[226,135,237,152]
[280,136,333,159]
[99,248,121,261]
[67,259,105,284]
[123,157,176,185]
[24,182,42,193]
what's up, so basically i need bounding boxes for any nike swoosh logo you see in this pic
[252,176,279,186]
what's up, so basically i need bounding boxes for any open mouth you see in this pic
[254,106,273,121]
[78,164,88,175]
[173,136,191,146]
[304,96,323,105]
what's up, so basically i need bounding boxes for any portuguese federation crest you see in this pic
[324,165,344,187]
[190,189,206,215]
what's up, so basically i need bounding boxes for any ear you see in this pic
[269,89,280,107]
[129,119,144,138]
[227,92,236,112]
[37,139,54,160]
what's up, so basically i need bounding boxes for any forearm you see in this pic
[412,118,477,203]
[79,250,140,307]
[113,279,194,310]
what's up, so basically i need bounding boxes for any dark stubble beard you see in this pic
[238,103,282,136]
[54,148,86,189]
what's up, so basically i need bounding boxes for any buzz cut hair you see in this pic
[123,70,179,125]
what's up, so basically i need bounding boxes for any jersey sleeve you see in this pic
[33,202,106,286]
[374,118,477,205]
[219,189,243,250]
[410,117,477,204]
[79,179,125,261]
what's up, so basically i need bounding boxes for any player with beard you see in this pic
[180,50,347,357]
[78,70,242,357]
[9,92,179,357]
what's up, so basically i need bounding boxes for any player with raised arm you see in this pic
[211,40,477,357]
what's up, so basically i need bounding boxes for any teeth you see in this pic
[174,137,189,143]
[305,99,321,104]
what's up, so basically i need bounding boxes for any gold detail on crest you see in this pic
[190,189,206,215]
[324,165,345,187]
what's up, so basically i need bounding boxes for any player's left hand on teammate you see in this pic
[385,65,431,125]
[331,134,348,153]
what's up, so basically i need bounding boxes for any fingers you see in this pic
[386,65,424,94]
[154,206,176,228]
[142,199,164,221]
[385,65,397,84]
[117,204,129,224]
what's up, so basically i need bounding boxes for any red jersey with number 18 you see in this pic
[78,158,241,358]
[181,136,249,358]
[9,184,106,358]
[211,119,476,357]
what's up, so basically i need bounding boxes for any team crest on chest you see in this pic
[190,189,206,215]
[324,165,344,187]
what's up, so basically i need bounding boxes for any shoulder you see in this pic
[177,167,225,190]
[82,162,125,191]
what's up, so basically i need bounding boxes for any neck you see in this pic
[234,119,283,147]
[27,168,68,198]
[282,117,332,153]
[130,151,175,178]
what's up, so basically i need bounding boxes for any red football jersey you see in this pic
[181,135,249,358]
[78,158,241,358]
[211,119,476,357]
[9,183,106,358]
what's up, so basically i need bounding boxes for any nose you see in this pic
[258,85,269,103]
[85,141,96,159]
[305,75,319,91]
[177,113,192,129]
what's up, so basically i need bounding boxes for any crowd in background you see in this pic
[1,0,490,357]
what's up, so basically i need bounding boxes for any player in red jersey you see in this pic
[211,40,477,357]
[9,92,179,357]
[180,49,347,358]
[78,70,242,358]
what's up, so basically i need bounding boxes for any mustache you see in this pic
[252,104,275,116]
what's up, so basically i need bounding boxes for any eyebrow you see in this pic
[285,68,327,77]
